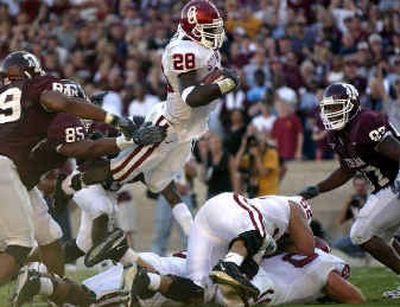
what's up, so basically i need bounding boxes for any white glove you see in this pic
[116,135,135,150]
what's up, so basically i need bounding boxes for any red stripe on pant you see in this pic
[233,193,265,238]
[111,115,167,176]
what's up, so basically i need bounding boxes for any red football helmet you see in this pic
[314,236,331,253]
[179,0,225,50]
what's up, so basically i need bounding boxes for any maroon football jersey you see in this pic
[0,75,60,174]
[328,110,398,193]
[22,113,86,189]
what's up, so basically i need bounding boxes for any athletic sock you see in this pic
[147,273,161,291]
[120,248,139,266]
[39,277,54,296]
[223,252,244,266]
[172,202,193,235]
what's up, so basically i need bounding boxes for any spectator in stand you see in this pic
[128,84,160,118]
[200,133,234,199]
[271,87,303,180]
[251,101,276,136]
[243,49,271,89]
[333,175,369,258]
[246,69,268,104]
[385,78,400,131]
[343,55,367,93]
[223,109,247,156]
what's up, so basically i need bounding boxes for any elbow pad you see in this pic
[181,86,196,104]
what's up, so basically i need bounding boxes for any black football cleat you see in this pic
[131,267,157,300]
[209,260,260,299]
[12,267,41,306]
[84,228,128,267]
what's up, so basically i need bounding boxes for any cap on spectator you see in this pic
[357,41,369,50]
[277,86,297,105]
[368,33,382,45]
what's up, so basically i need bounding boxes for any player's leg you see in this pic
[12,265,96,306]
[350,188,400,273]
[29,187,64,276]
[0,156,34,285]
[144,141,194,235]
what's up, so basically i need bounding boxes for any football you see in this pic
[201,68,225,84]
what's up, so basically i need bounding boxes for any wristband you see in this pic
[116,135,134,150]
[216,78,236,95]
[105,113,118,125]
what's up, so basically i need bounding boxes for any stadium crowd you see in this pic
[1,0,399,244]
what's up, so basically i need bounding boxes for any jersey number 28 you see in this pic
[173,53,195,70]
[0,88,22,124]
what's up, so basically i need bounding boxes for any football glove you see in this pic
[298,185,320,199]
[89,91,108,105]
[132,122,167,146]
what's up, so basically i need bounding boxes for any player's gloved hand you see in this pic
[105,114,137,139]
[298,185,320,199]
[131,122,167,146]
[217,68,240,94]
[89,91,108,105]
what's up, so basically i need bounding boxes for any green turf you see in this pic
[0,267,399,306]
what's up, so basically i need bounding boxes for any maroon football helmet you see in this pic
[320,82,360,130]
[0,51,45,84]
[179,0,225,50]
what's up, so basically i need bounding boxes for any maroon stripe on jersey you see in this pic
[244,197,266,238]
[111,115,167,175]
[116,116,169,181]
[111,145,144,175]
[172,250,187,259]
[233,193,265,238]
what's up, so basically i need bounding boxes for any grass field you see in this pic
[0,267,399,306]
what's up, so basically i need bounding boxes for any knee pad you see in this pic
[63,239,85,263]
[164,275,204,303]
[5,245,32,268]
[229,230,263,257]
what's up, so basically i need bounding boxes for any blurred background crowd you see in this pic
[1,0,399,257]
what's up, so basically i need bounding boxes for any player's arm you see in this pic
[178,68,239,108]
[288,201,315,256]
[299,166,354,199]
[57,138,120,159]
[324,271,365,304]
[40,90,166,144]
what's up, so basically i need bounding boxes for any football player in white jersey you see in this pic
[16,241,364,306]
[58,0,240,236]
[187,193,315,299]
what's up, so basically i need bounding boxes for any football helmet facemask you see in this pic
[0,51,45,85]
[179,0,225,50]
[320,82,360,131]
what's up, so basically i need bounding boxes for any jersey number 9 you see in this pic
[0,88,22,124]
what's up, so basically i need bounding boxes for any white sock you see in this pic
[224,252,244,266]
[39,277,54,296]
[147,273,161,291]
[120,248,139,266]
[172,202,193,235]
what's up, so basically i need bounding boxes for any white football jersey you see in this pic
[251,195,313,240]
[253,249,349,305]
[161,32,221,141]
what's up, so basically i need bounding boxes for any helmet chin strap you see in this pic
[23,71,32,78]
